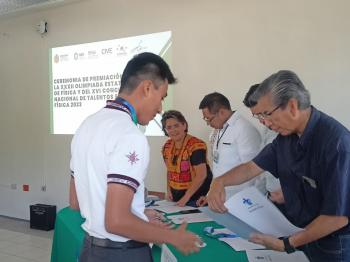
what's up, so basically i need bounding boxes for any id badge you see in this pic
[213,150,219,163]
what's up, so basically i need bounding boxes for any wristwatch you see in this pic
[282,236,296,254]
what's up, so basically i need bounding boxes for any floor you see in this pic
[0,216,53,262]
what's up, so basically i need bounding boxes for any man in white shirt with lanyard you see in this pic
[197,92,262,205]
[69,53,200,262]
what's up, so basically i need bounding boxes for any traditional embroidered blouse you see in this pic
[162,134,213,202]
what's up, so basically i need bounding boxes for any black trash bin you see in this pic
[30,204,56,231]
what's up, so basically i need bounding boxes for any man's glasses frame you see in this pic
[252,105,281,120]
[203,113,217,123]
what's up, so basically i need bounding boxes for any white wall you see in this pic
[0,0,349,219]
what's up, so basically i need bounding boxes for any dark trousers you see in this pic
[79,236,153,262]
[300,233,350,262]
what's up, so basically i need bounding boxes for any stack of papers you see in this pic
[148,200,197,214]
[167,212,213,224]
[246,250,309,262]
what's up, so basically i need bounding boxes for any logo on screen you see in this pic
[88,50,98,59]
[101,48,113,55]
[54,54,59,63]
[116,45,127,56]
[59,54,69,62]
[131,40,146,54]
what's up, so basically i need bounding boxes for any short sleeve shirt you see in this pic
[70,100,149,241]
[253,106,350,233]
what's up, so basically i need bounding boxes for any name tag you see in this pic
[213,151,219,163]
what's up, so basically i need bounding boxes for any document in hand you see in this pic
[246,250,309,262]
[225,187,303,238]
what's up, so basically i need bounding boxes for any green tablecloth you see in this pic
[51,207,85,262]
[51,207,248,262]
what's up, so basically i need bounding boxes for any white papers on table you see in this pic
[154,205,197,214]
[225,187,303,237]
[160,244,177,262]
[246,250,309,262]
[148,200,197,214]
[213,228,264,251]
[153,200,175,206]
[167,213,213,224]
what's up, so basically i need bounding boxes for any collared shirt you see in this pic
[212,111,262,198]
[258,128,280,193]
[254,106,350,233]
[70,100,149,241]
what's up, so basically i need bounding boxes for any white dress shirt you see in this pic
[212,111,261,198]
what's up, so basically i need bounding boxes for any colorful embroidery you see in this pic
[126,151,139,165]
[162,135,207,190]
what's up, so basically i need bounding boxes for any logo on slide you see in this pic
[116,45,127,56]
[131,40,146,54]
[88,50,98,59]
[54,54,59,63]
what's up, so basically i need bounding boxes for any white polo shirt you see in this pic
[212,111,261,198]
[70,106,149,242]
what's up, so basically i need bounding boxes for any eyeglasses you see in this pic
[252,105,281,120]
[202,113,217,123]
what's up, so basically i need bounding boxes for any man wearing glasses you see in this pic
[207,70,350,261]
[197,92,262,205]
[243,84,284,212]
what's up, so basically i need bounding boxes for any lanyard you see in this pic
[216,124,229,149]
[107,97,138,125]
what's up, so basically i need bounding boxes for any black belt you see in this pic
[86,235,148,249]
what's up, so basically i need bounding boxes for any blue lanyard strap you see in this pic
[106,98,138,125]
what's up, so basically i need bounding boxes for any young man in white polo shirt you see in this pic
[69,53,200,262]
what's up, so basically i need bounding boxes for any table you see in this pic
[51,207,85,262]
[51,207,248,262]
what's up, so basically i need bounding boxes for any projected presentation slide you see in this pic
[50,31,172,135]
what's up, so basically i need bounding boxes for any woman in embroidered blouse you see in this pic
[161,110,213,207]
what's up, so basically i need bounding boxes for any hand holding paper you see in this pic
[207,178,227,213]
[224,187,303,237]
[249,233,284,251]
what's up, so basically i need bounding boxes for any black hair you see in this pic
[119,52,177,94]
[161,110,188,136]
[198,92,231,113]
[243,84,260,108]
